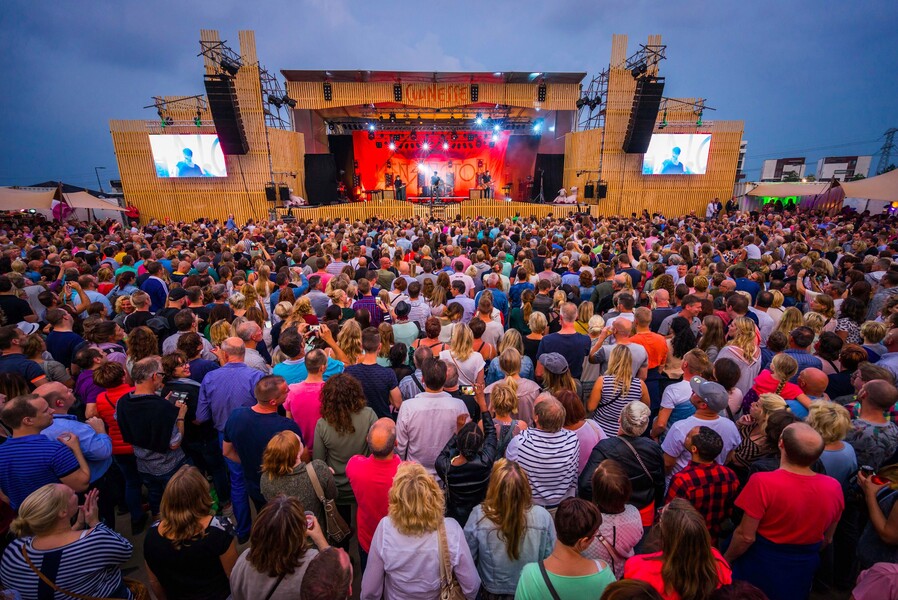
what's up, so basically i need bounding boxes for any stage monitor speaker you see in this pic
[584,183,595,199]
[278,185,290,203]
[622,77,665,155]
[204,74,249,155]
[264,184,277,203]
[597,183,608,199]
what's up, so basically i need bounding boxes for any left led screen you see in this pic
[149,134,228,178]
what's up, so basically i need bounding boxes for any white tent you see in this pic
[62,191,127,212]
[839,168,898,202]
[0,187,56,211]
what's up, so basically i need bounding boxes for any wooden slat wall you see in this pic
[563,34,743,217]
[111,30,306,224]
[285,81,580,111]
[281,200,581,222]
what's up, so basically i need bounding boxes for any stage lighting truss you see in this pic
[144,95,208,130]
[199,40,244,78]
[577,42,667,131]
[259,66,296,130]
[655,98,714,130]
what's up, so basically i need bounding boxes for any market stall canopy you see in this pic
[839,168,898,201]
[62,191,128,212]
[746,181,833,197]
[0,187,56,211]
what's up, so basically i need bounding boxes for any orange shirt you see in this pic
[631,331,668,369]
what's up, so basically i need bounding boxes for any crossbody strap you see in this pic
[21,545,102,600]
[305,463,326,502]
[262,574,286,600]
[437,521,453,588]
[619,436,653,481]
[538,561,563,600]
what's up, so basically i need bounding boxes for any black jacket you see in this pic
[579,435,665,510]
[435,413,498,526]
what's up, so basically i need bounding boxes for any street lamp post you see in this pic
[94,167,107,194]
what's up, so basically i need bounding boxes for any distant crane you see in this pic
[877,127,897,174]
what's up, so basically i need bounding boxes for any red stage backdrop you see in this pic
[351,131,540,198]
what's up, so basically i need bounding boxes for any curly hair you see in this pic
[320,373,368,434]
[126,326,159,362]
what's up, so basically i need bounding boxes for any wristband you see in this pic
[176,418,185,422]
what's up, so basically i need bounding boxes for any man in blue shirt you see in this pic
[0,394,90,509]
[0,325,48,389]
[733,266,761,305]
[784,327,824,381]
[272,327,345,384]
[197,337,265,541]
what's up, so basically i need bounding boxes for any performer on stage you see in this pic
[431,171,442,204]
[394,175,406,201]
[481,169,493,199]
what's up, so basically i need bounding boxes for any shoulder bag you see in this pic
[618,436,653,482]
[305,463,351,545]
[537,561,563,600]
[596,528,627,575]
[20,545,149,600]
[437,521,466,600]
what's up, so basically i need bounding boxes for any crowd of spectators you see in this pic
[0,203,897,599]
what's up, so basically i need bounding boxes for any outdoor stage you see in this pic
[282,198,586,222]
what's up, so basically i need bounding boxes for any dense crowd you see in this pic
[0,203,897,600]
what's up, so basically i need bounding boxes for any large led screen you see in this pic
[149,134,228,178]
[642,134,711,175]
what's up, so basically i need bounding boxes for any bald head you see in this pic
[368,418,397,458]
[798,368,828,396]
[861,379,898,411]
[719,279,737,293]
[612,318,633,339]
[653,289,670,306]
[781,422,825,468]
[35,382,74,412]
[221,337,246,360]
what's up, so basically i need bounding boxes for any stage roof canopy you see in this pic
[282,70,587,85]
[840,168,898,201]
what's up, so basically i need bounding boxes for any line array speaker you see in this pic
[622,77,665,155]
[204,74,249,155]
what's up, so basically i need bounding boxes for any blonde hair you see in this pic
[388,462,445,536]
[606,344,634,396]
[377,323,394,358]
[804,311,826,335]
[337,319,362,364]
[261,431,302,479]
[528,311,548,335]
[770,290,784,309]
[807,401,852,444]
[491,379,519,417]
[728,317,759,360]
[255,265,272,297]
[754,393,788,433]
[481,460,532,561]
[209,319,232,348]
[770,353,799,385]
[577,301,594,324]
[450,323,474,361]
[11,484,71,537]
[158,466,214,548]
[497,329,524,356]
[775,307,804,337]
[228,292,246,310]
[862,320,888,344]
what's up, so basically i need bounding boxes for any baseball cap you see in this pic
[538,352,569,376]
[169,288,188,301]
[688,377,729,413]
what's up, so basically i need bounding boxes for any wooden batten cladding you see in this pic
[276,200,583,223]
[285,81,579,112]
[563,34,743,217]
[110,29,306,224]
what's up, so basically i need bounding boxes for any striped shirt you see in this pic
[0,435,80,510]
[506,428,580,507]
[592,376,644,437]
[0,523,133,599]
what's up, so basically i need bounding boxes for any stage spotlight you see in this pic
[470,84,479,102]
[219,56,240,76]
[442,142,449,150]
[418,114,423,124]
[393,83,403,102]
[659,110,668,129]
[422,142,430,150]
[532,118,544,133]
[537,83,547,103]
[576,98,585,109]
[326,121,334,133]
[194,112,202,127]
[368,123,376,132]
[549,126,555,132]
[451,131,458,141]
[475,113,483,126]
[389,112,396,122]
[389,142,396,151]
[162,116,174,128]
[476,138,482,148]
[268,94,284,108]
[491,133,499,143]
[696,111,704,127]
[323,82,333,101]
[283,95,297,108]
[630,63,648,79]
[493,123,500,132]
[368,132,375,140]
[410,131,417,141]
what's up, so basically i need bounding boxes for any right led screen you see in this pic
[642,134,711,175]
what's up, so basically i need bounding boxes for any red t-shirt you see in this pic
[345,454,401,552]
[624,548,732,600]
[735,469,844,545]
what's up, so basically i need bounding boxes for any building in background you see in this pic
[736,140,748,180]
[761,158,806,181]
[815,156,871,181]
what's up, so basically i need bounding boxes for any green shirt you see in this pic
[313,407,378,503]
[514,560,615,600]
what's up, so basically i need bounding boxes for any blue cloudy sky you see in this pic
[1,0,896,190]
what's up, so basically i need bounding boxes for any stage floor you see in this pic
[283,199,590,222]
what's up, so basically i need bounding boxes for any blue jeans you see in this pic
[140,459,188,516]
[219,432,251,538]
[113,454,144,522]
[184,436,231,506]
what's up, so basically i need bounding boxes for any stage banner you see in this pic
[402,83,470,108]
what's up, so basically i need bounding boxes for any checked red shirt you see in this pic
[666,460,740,538]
